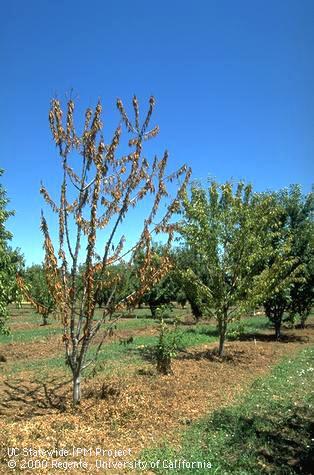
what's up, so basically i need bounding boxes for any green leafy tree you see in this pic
[287,186,314,328]
[23,264,55,325]
[154,305,184,374]
[290,265,314,329]
[179,180,287,356]
[134,244,179,318]
[142,273,178,318]
[172,246,208,320]
[175,288,188,309]
[93,262,135,314]
[0,169,24,334]
[261,186,314,335]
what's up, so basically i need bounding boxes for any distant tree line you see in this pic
[20,182,313,358]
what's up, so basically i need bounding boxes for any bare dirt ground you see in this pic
[0,324,313,474]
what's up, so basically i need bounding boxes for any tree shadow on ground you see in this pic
[127,345,156,363]
[210,403,314,474]
[0,377,71,418]
[176,347,249,364]
[236,332,309,343]
[180,319,198,326]
[295,323,314,330]
[184,326,219,337]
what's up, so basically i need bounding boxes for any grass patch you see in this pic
[238,316,270,330]
[143,346,314,474]
[12,355,67,374]
[0,326,61,344]
[116,317,156,331]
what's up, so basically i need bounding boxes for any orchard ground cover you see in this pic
[0,305,313,474]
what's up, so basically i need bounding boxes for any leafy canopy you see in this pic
[179,180,291,354]
[0,169,24,334]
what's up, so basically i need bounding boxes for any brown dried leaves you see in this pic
[43,94,191,350]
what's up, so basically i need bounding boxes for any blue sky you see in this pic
[1,0,313,265]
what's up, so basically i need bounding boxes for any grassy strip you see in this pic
[0,314,279,376]
[1,316,276,376]
[0,313,270,345]
[2,328,218,375]
[143,346,314,474]
[0,318,155,344]
[0,326,61,344]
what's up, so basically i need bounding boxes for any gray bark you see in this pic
[73,373,81,405]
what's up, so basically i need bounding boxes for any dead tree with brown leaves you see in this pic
[41,95,191,405]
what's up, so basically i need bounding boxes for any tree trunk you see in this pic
[300,314,307,329]
[157,355,172,375]
[150,303,157,318]
[73,373,81,405]
[218,330,226,357]
[274,319,281,341]
[189,299,202,321]
[42,314,49,326]
[218,311,228,357]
